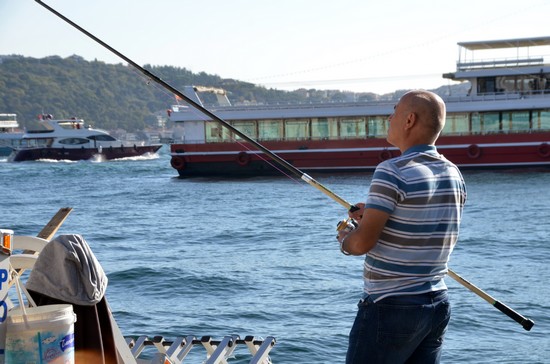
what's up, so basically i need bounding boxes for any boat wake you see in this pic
[96,152,160,162]
[35,158,79,164]
[4,152,160,164]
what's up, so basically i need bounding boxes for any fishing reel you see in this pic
[336,218,358,234]
[336,218,358,255]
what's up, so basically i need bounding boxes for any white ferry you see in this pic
[168,36,550,177]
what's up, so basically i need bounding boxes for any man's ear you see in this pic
[405,112,417,130]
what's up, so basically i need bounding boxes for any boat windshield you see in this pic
[88,135,117,141]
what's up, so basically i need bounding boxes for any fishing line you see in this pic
[34,0,534,331]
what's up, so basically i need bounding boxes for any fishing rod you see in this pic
[32,0,352,212]
[35,0,534,331]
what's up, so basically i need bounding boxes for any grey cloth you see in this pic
[26,234,108,306]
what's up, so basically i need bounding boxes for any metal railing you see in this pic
[125,335,276,364]
[457,57,545,71]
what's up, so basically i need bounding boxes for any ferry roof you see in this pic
[458,36,550,50]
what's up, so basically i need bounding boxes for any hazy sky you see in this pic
[1,0,549,94]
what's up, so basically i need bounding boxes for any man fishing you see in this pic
[337,90,467,364]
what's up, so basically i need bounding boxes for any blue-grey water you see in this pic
[1,149,548,363]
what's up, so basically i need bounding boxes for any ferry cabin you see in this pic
[176,36,550,146]
[178,106,550,146]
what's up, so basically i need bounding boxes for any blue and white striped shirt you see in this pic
[363,145,466,302]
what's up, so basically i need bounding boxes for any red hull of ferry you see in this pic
[169,132,550,177]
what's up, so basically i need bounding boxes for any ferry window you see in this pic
[329,118,339,138]
[59,138,90,145]
[533,77,546,92]
[519,77,533,93]
[258,120,283,140]
[497,77,516,93]
[442,113,469,135]
[204,122,224,142]
[285,119,309,140]
[232,121,257,140]
[367,116,387,138]
[484,113,500,132]
[471,112,500,133]
[222,123,232,141]
[311,118,328,139]
[311,118,338,139]
[478,77,496,94]
[534,111,550,130]
[205,122,230,142]
[340,117,366,138]
[505,111,530,132]
[471,114,481,133]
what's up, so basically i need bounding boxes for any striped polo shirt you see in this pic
[363,144,466,302]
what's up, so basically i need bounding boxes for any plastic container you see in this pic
[4,304,76,364]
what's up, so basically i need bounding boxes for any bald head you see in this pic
[400,90,446,140]
[387,90,447,151]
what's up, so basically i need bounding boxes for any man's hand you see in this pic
[348,203,365,221]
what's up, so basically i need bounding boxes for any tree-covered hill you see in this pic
[0,55,386,132]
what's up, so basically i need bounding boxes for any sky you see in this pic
[1,0,550,95]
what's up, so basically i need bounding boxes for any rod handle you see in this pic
[493,301,535,331]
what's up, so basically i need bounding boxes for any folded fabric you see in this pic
[26,234,108,306]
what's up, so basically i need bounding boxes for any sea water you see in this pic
[1,149,548,363]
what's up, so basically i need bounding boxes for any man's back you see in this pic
[363,145,466,302]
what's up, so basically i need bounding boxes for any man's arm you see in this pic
[340,208,390,255]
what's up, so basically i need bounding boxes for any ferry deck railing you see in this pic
[457,57,545,70]
[444,90,550,103]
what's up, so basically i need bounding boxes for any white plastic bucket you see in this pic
[4,304,76,364]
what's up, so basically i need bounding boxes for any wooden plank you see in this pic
[36,207,73,241]
[18,207,73,269]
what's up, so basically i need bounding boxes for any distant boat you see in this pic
[0,113,23,157]
[9,115,162,162]
[168,36,550,177]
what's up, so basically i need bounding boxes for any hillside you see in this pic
[0,55,462,132]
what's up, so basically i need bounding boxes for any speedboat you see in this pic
[9,115,162,162]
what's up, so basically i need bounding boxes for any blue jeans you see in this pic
[346,290,451,364]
